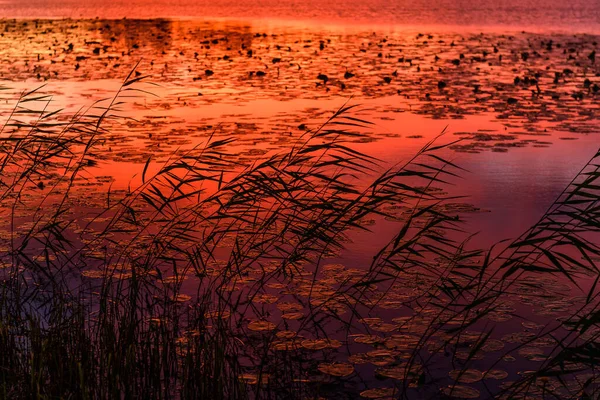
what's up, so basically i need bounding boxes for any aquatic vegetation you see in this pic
[0,66,598,400]
[0,19,598,162]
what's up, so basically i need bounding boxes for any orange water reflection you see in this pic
[0,18,598,249]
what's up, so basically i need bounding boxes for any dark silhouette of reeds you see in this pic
[0,67,598,399]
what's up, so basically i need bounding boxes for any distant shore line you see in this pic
[0,16,599,35]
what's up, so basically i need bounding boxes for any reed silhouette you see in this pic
[0,67,598,399]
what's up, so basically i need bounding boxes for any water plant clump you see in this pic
[0,70,599,399]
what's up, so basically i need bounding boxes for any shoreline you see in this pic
[1,16,599,36]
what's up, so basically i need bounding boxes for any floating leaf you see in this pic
[318,363,354,377]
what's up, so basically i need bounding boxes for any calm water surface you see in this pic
[0,3,598,398]
[1,0,600,32]
[0,16,597,247]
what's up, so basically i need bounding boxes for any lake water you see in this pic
[1,0,600,33]
[0,6,599,399]
[0,18,597,248]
